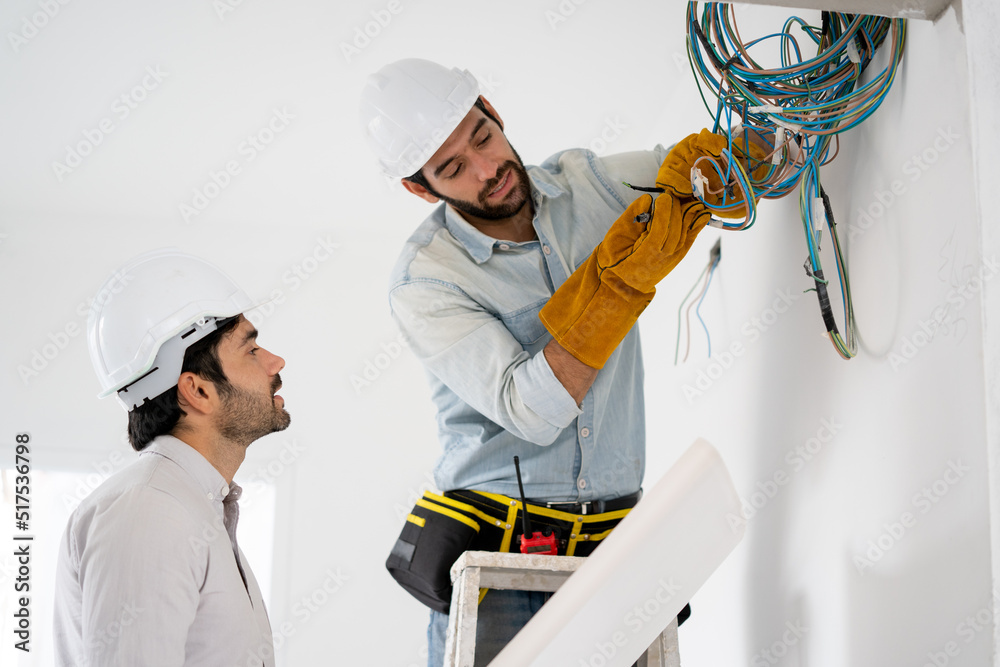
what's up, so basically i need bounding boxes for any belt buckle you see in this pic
[545,500,596,515]
[544,500,582,515]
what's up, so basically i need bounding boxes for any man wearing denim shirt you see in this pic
[361,59,701,666]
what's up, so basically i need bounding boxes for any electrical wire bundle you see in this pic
[683,2,905,358]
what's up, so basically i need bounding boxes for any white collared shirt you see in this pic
[53,435,274,666]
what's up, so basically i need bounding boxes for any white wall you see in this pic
[0,1,991,665]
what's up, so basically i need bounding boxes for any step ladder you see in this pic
[443,551,681,667]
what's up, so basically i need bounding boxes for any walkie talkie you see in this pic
[514,456,559,555]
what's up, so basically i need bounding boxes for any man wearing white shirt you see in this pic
[54,249,288,666]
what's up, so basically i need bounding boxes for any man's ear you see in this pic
[176,372,217,417]
[401,177,441,204]
[479,97,503,131]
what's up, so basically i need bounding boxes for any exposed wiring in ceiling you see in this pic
[683,2,906,359]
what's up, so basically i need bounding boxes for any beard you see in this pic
[434,148,532,221]
[216,373,291,446]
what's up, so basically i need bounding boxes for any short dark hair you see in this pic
[125,317,240,451]
[405,97,500,192]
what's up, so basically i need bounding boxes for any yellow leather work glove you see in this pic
[655,128,770,215]
[538,193,710,369]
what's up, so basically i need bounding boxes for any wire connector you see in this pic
[772,129,789,165]
[846,39,862,64]
[770,116,802,133]
[749,104,783,114]
[691,167,709,200]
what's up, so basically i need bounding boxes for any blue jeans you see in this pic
[427,589,551,667]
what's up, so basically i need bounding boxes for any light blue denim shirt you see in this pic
[389,146,668,502]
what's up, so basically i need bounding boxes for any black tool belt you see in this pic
[386,489,641,614]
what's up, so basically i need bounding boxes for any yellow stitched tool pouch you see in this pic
[385,492,484,614]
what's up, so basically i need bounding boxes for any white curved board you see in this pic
[488,438,745,667]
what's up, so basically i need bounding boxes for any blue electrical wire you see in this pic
[682,2,905,359]
[695,256,720,358]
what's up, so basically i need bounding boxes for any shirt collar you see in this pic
[442,166,566,265]
[142,434,233,502]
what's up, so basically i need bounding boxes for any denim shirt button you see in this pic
[542,245,552,255]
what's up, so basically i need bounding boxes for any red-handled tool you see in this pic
[514,456,559,555]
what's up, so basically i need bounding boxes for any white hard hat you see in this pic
[87,248,257,411]
[359,58,480,179]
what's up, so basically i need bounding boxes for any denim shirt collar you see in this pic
[442,167,566,265]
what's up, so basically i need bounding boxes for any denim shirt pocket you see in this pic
[498,298,550,347]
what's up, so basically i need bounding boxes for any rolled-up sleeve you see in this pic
[390,279,581,446]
